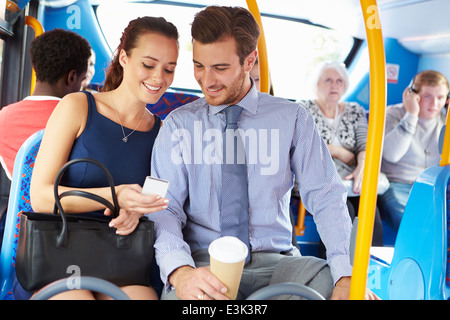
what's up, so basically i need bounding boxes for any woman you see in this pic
[300,61,383,247]
[29,17,179,299]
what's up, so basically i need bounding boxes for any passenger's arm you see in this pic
[327,144,356,165]
[344,150,365,194]
[383,89,419,163]
[149,116,228,299]
[291,106,353,283]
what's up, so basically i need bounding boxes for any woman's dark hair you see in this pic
[102,16,179,92]
[30,28,91,84]
[191,6,260,65]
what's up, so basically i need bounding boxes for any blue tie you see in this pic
[221,105,250,263]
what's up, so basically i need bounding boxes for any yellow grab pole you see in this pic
[24,16,44,95]
[246,0,270,93]
[350,0,386,299]
[439,110,450,166]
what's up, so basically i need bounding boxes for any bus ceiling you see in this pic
[2,0,450,103]
[4,0,450,55]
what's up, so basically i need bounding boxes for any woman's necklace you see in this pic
[110,92,146,143]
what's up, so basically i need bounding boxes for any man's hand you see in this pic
[331,276,380,300]
[403,87,420,117]
[169,265,230,300]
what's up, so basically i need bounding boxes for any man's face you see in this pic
[193,36,255,106]
[418,84,448,119]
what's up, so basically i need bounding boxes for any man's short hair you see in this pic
[191,6,260,65]
[30,28,91,84]
[414,70,450,93]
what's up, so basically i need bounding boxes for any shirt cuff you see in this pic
[159,249,196,292]
[328,254,353,285]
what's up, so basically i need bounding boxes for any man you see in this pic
[150,6,362,300]
[0,28,91,179]
[379,70,449,231]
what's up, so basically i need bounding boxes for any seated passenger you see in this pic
[81,49,98,93]
[0,29,92,179]
[28,17,179,300]
[249,57,274,94]
[379,70,449,231]
[299,61,383,247]
[149,6,377,300]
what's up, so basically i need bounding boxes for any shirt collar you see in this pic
[208,78,259,116]
[23,95,61,101]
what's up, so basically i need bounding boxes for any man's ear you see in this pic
[66,69,77,85]
[244,50,258,72]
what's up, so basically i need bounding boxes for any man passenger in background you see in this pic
[150,6,377,300]
[0,28,91,179]
[379,70,449,231]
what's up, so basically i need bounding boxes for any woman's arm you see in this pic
[344,150,365,194]
[30,92,168,234]
[30,92,93,213]
[327,144,356,166]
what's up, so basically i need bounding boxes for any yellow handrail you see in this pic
[295,200,306,236]
[439,110,450,166]
[24,16,44,95]
[245,0,270,94]
[349,0,386,299]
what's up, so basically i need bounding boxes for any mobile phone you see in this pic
[408,76,419,94]
[142,176,169,197]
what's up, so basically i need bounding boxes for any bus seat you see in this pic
[147,91,200,120]
[369,163,450,300]
[0,129,44,300]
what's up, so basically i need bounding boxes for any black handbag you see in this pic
[16,158,155,292]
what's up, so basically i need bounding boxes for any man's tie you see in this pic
[220,105,250,263]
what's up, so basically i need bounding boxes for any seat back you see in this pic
[147,91,199,120]
[0,130,43,299]
[370,164,450,300]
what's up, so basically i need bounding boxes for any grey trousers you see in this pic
[162,248,333,300]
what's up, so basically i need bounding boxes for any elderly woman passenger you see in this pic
[299,61,383,247]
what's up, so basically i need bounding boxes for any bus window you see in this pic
[261,16,354,100]
[96,3,203,92]
[96,2,354,100]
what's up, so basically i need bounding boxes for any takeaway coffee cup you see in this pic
[208,236,248,300]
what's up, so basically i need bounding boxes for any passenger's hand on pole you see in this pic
[331,276,380,300]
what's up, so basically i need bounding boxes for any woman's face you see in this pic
[81,51,96,89]
[317,68,346,105]
[120,32,179,104]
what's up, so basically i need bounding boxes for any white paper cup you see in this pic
[208,236,248,299]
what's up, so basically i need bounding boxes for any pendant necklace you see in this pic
[110,92,146,143]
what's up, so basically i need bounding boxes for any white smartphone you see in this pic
[142,176,169,197]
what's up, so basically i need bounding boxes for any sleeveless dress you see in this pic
[59,91,161,218]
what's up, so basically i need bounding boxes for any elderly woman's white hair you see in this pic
[311,61,349,98]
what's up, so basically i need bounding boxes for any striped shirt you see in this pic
[149,84,353,288]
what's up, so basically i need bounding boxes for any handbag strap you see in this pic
[52,158,120,248]
[59,190,116,214]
